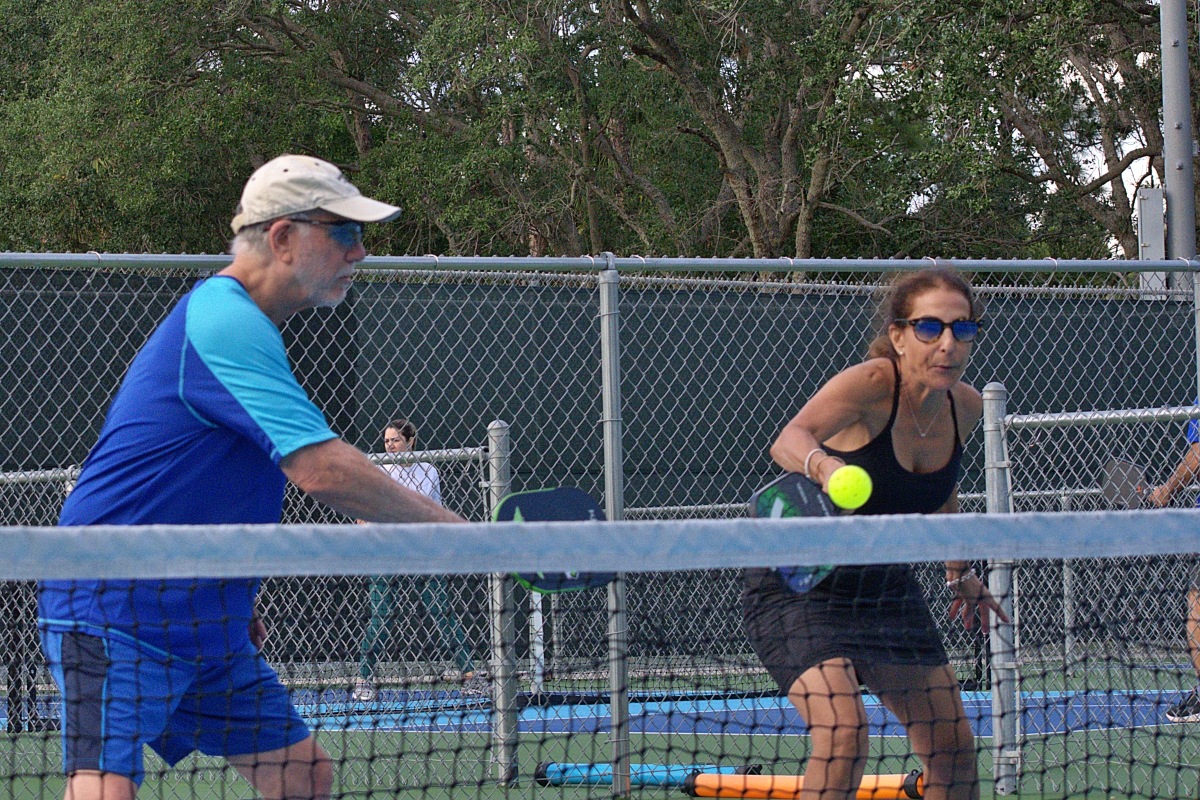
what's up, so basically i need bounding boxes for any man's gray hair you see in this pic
[228,222,271,256]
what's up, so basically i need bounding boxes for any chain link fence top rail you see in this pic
[2,257,1198,783]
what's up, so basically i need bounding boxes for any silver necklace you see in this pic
[903,389,940,439]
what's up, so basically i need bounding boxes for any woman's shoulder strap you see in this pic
[884,358,901,430]
[947,388,961,442]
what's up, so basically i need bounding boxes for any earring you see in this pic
[897,349,904,356]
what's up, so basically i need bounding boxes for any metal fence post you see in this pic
[599,254,630,797]
[1161,0,1197,292]
[487,420,512,516]
[983,383,1019,795]
[530,591,546,693]
[599,255,625,523]
[1060,495,1077,677]
[486,421,517,784]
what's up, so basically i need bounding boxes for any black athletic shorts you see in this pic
[742,565,948,692]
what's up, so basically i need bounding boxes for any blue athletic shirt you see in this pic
[39,276,338,659]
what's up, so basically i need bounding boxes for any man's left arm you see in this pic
[283,438,463,523]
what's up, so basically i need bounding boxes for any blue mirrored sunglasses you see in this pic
[897,317,980,343]
[286,218,364,249]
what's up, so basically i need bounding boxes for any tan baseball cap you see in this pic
[230,154,401,233]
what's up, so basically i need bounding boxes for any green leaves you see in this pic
[0,0,1175,258]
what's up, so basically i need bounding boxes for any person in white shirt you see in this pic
[354,420,478,701]
[379,422,442,503]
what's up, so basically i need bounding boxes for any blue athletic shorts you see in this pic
[40,630,311,785]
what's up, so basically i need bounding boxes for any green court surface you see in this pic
[6,728,1200,799]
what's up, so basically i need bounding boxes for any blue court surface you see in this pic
[4,689,1183,737]
[284,688,1185,736]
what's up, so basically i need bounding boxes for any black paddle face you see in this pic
[494,486,606,522]
[493,487,615,592]
[748,472,839,519]
[747,472,838,594]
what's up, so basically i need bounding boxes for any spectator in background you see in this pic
[354,419,478,702]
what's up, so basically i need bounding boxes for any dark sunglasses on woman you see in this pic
[897,317,981,343]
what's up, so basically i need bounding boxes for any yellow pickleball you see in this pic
[827,465,873,510]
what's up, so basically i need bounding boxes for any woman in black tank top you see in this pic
[741,269,1005,800]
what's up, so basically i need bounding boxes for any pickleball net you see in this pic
[2,509,1199,799]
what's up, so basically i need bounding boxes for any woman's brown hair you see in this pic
[866,269,980,360]
[384,419,418,443]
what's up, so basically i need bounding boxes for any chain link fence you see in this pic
[979,398,1200,795]
[2,257,1198,793]
[997,407,1200,671]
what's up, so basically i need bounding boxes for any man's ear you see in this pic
[266,219,297,261]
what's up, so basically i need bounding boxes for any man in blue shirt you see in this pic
[1147,415,1200,722]
[38,155,464,800]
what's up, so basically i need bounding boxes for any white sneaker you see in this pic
[461,672,491,696]
[352,678,377,702]
[1166,688,1200,722]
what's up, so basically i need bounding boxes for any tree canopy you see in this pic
[0,0,1187,258]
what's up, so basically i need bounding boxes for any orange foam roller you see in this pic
[683,770,923,799]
